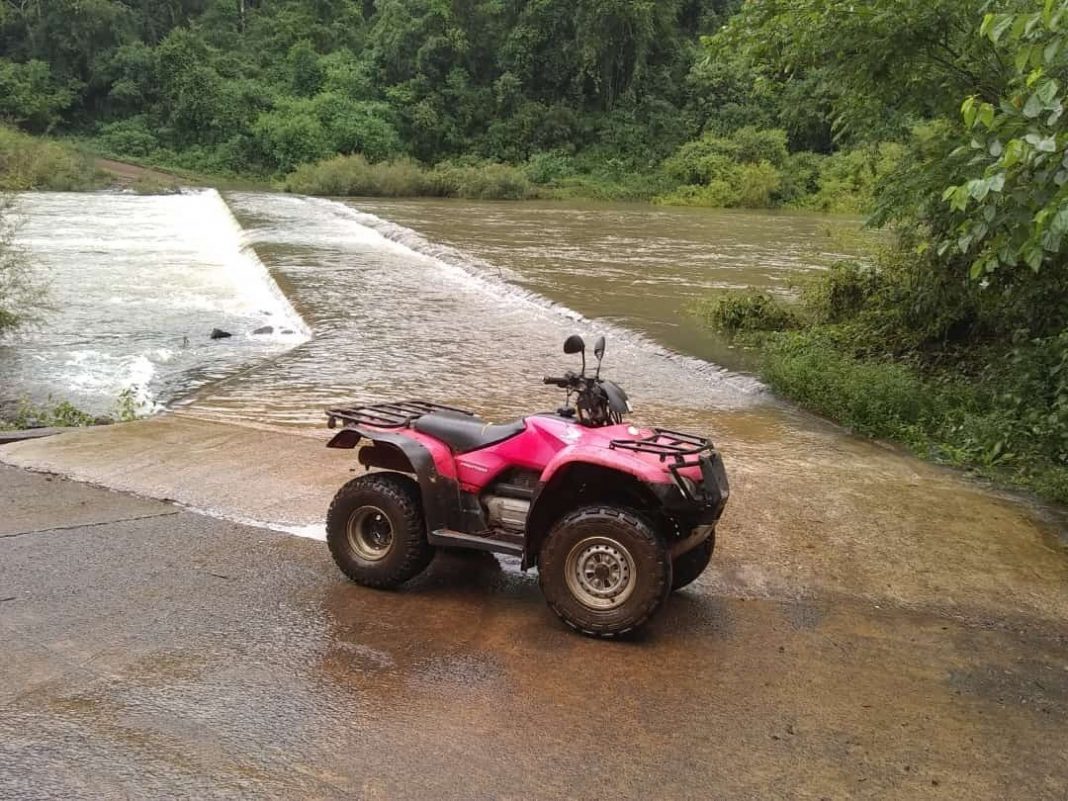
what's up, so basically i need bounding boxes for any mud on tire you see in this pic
[538,506,671,638]
[326,473,434,589]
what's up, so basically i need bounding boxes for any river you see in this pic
[2,189,862,424]
[177,193,859,427]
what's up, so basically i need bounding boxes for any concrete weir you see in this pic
[0,415,341,537]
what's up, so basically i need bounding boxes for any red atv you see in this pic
[324,335,730,637]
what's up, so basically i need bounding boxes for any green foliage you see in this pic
[95,116,159,158]
[2,387,146,428]
[758,328,1068,504]
[0,125,100,190]
[113,387,140,422]
[694,291,799,334]
[940,4,1068,296]
[0,192,45,335]
[285,155,427,196]
[0,0,869,198]
[803,143,905,214]
[284,154,532,199]
[714,0,1019,141]
[0,59,74,132]
[760,330,935,441]
[7,396,96,428]
[654,125,898,210]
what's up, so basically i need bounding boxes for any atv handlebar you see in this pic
[543,376,572,387]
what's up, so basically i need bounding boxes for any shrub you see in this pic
[778,151,824,206]
[756,328,1068,504]
[523,151,575,185]
[805,143,905,214]
[760,330,937,440]
[0,125,100,191]
[310,94,401,161]
[735,161,781,208]
[285,154,531,199]
[285,155,427,196]
[802,260,884,325]
[95,117,159,158]
[251,108,330,172]
[655,181,740,207]
[0,58,74,132]
[429,161,531,199]
[693,291,798,334]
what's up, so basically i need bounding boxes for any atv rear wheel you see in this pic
[671,533,714,591]
[326,473,434,589]
[539,506,670,638]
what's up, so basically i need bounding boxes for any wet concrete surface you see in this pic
[3,413,1066,625]
[2,464,1068,799]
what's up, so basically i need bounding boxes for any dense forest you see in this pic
[0,0,891,208]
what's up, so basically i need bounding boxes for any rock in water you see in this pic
[210,328,232,340]
[251,325,274,335]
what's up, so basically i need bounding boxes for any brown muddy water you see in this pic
[182,194,860,427]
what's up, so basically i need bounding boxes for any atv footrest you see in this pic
[326,400,475,430]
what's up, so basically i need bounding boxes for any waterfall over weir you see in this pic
[2,189,310,414]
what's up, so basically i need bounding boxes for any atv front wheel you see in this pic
[326,473,434,589]
[671,533,714,591]
[539,506,670,638]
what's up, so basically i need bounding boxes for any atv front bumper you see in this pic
[649,450,730,525]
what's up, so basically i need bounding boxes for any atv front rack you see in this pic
[326,400,474,430]
[610,428,721,503]
[609,428,712,462]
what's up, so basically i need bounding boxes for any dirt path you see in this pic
[94,157,183,188]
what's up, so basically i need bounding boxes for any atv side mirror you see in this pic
[593,336,605,378]
[563,334,586,375]
[563,335,585,355]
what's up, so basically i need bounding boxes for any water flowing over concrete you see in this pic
[2,189,309,414]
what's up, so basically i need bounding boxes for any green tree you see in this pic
[0,194,47,335]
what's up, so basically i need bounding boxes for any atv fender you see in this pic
[523,458,665,569]
[327,427,460,533]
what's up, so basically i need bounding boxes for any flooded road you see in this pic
[184,193,787,425]
[351,198,864,368]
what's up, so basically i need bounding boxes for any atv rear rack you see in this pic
[326,400,474,430]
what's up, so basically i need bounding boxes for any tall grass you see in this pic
[0,126,101,191]
[286,154,532,199]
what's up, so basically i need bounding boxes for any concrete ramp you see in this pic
[0,415,347,535]
[3,411,1067,626]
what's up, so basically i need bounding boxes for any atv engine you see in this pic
[483,495,530,533]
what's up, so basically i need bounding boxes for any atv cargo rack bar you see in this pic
[608,428,712,462]
[326,400,474,430]
[609,428,719,503]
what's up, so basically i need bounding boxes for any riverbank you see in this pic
[698,262,1068,506]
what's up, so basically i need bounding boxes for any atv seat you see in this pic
[412,413,525,453]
